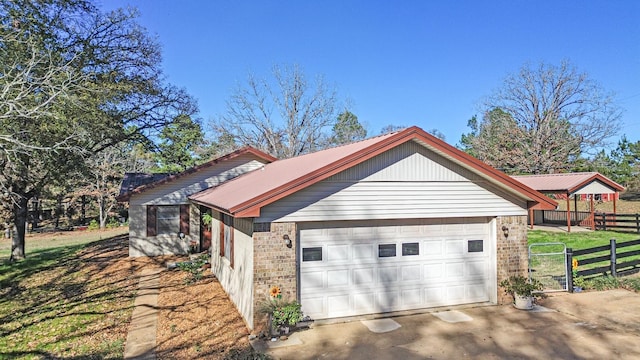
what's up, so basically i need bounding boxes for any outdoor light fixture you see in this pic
[501,226,509,239]
[178,232,186,240]
[283,234,292,247]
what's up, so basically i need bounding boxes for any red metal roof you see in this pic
[117,146,276,202]
[190,126,557,217]
[511,172,624,194]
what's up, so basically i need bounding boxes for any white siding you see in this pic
[128,204,201,257]
[210,214,254,328]
[128,154,267,257]
[573,180,617,195]
[130,156,267,206]
[257,143,527,223]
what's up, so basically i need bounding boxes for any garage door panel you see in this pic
[353,267,375,285]
[300,218,494,319]
[378,290,401,311]
[424,263,443,278]
[327,295,350,316]
[401,265,422,281]
[300,271,324,291]
[327,269,349,287]
[353,293,375,313]
[378,266,399,283]
[423,240,443,256]
[353,244,374,259]
[445,262,465,278]
[327,244,349,261]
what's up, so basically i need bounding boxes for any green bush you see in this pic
[88,219,99,230]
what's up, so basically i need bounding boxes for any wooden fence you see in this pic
[567,238,640,291]
[594,213,640,233]
[542,210,594,228]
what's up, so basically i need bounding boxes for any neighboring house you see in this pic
[117,148,277,257]
[188,126,557,331]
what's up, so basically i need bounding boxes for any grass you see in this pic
[0,227,129,260]
[0,228,139,359]
[528,229,640,291]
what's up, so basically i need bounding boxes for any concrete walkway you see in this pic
[123,268,163,359]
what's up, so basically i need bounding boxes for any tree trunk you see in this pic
[10,195,29,261]
[99,196,106,229]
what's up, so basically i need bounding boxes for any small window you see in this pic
[303,247,323,262]
[468,240,484,253]
[378,244,396,258]
[402,242,419,256]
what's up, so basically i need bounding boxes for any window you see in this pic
[402,242,419,256]
[146,205,190,237]
[468,240,484,253]
[378,244,396,258]
[219,213,234,267]
[302,247,323,262]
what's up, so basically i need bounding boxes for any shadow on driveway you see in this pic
[257,290,640,359]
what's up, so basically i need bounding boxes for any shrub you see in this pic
[87,219,99,230]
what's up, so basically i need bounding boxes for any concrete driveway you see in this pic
[254,289,640,359]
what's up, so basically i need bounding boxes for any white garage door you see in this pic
[298,218,495,320]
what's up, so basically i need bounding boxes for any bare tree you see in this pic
[213,64,339,159]
[462,60,622,174]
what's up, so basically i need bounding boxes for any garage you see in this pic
[298,217,496,320]
[190,127,557,329]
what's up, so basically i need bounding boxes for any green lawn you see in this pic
[0,229,137,359]
[528,229,640,250]
[527,229,640,290]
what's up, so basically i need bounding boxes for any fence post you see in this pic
[602,213,607,231]
[610,238,617,277]
[566,248,574,292]
[636,214,639,233]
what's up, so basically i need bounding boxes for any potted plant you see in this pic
[258,286,305,337]
[499,275,544,310]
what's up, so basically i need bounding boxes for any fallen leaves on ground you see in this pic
[155,263,256,359]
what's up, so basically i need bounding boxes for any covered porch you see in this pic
[512,172,625,232]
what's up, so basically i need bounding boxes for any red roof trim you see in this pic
[117,146,276,202]
[231,127,557,216]
[567,173,624,193]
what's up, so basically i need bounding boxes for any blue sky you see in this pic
[99,0,640,148]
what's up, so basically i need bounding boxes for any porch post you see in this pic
[566,193,571,233]
[529,208,534,229]
[590,195,595,230]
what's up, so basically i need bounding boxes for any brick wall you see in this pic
[496,215,528,304]
[252,222,297,333]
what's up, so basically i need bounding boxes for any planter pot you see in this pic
[514,294,533,310]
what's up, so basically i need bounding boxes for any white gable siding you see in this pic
[130,156,267,206]
[257,142,527,223]
[573,180,617,195]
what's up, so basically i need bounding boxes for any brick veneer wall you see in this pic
[496,215,528,304]
[252,222,297,333]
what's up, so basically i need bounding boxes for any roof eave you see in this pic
[227,126,558,216]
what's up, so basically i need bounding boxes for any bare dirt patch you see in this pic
[155,261,255,359]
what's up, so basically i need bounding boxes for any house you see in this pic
[187,126,557,331]
[117,147,277,257]
[511,172,624,231]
